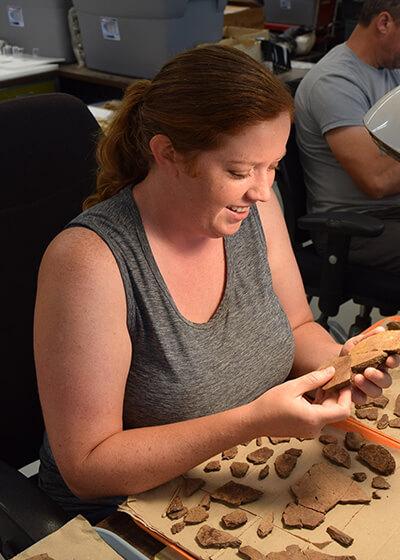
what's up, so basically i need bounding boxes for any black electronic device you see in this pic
[261,39,291,73]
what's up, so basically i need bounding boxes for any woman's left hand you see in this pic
[340,326,399,405]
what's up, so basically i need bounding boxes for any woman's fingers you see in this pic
[386,354,400,369]
[320,386,352,410]
[317,398,351,424]
[352,372,385,397]
[337,386,352,408]
[363,367,392,389]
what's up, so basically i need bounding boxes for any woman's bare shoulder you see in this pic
[38,226,124,299]
[46,225,112,259]
[42,226,116,274]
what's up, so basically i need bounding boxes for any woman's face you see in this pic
[173,112,291,239]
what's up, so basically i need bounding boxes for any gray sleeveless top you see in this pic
[39,185,295,516]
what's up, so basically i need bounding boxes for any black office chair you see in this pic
[0,93,100,558]
[275,126,400,341]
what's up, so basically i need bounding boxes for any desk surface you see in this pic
[0,67,58,88]
[0,62,308,95]
[58,64,139,89]
[58,63,307,90]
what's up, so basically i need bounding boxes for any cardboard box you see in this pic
[199,26,269,63]
[224,5,265,28]
[219,26,269,62]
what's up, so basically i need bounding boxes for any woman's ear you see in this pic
[149,134,177,167]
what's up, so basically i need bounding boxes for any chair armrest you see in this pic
[296,212,385,319]
[0,460,69,558]
[298,211,384,238]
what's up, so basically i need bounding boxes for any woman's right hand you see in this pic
[250,367,351,439]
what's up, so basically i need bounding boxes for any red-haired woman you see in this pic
[34,45,395,522]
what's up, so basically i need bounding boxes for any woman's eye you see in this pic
[228,170,250,179]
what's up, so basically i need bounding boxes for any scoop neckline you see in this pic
[124,186,233,330]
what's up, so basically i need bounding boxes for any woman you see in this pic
[34,45,394,523]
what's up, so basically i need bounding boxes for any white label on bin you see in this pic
[7,5,24,27]
[280,0,292,9]
[100,17,121,41]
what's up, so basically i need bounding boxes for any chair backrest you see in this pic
[275,125,311,247]
[0,93,100,469]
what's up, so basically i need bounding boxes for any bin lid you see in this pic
[0,0,72,6]
[72,0,189,18]
[72,0,226,18]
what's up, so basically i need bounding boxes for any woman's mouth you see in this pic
[227,205,248,214]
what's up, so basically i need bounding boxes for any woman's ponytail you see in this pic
[83,80,151,209]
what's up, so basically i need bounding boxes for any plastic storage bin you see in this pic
[264,0,319,27]
[0,0,74,61]
[96,527,149,560]
[72,0,227,78]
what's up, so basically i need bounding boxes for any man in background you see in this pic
[295,0,400,274]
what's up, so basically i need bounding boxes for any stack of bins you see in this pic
[72,0,227,78]
[0,0,75,61]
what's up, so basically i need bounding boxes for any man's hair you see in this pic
[359,0,400,25]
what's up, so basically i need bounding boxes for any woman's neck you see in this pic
[132,171,216,253]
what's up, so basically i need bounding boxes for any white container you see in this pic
[72,0,227,78]
[364,85,400,162]
[0,0,75,61]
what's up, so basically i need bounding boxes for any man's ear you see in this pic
[375,11,393,35]
[149,134,177,167]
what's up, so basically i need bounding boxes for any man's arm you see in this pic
[325,125,400,199]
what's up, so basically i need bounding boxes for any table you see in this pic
[57,64,308,103]
[0,62,309,104]
[59,63,307,89]
[0,67,58,101]
[58,64,139,89]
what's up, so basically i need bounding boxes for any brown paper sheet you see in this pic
[11,515,123,560]
[119,428,400,560]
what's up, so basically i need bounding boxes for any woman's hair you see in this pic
[359,0,400,25]
[84,44,294,209]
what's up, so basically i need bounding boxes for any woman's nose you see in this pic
[245,170,275,203]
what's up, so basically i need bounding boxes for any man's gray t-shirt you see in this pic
[295,43,400,214]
